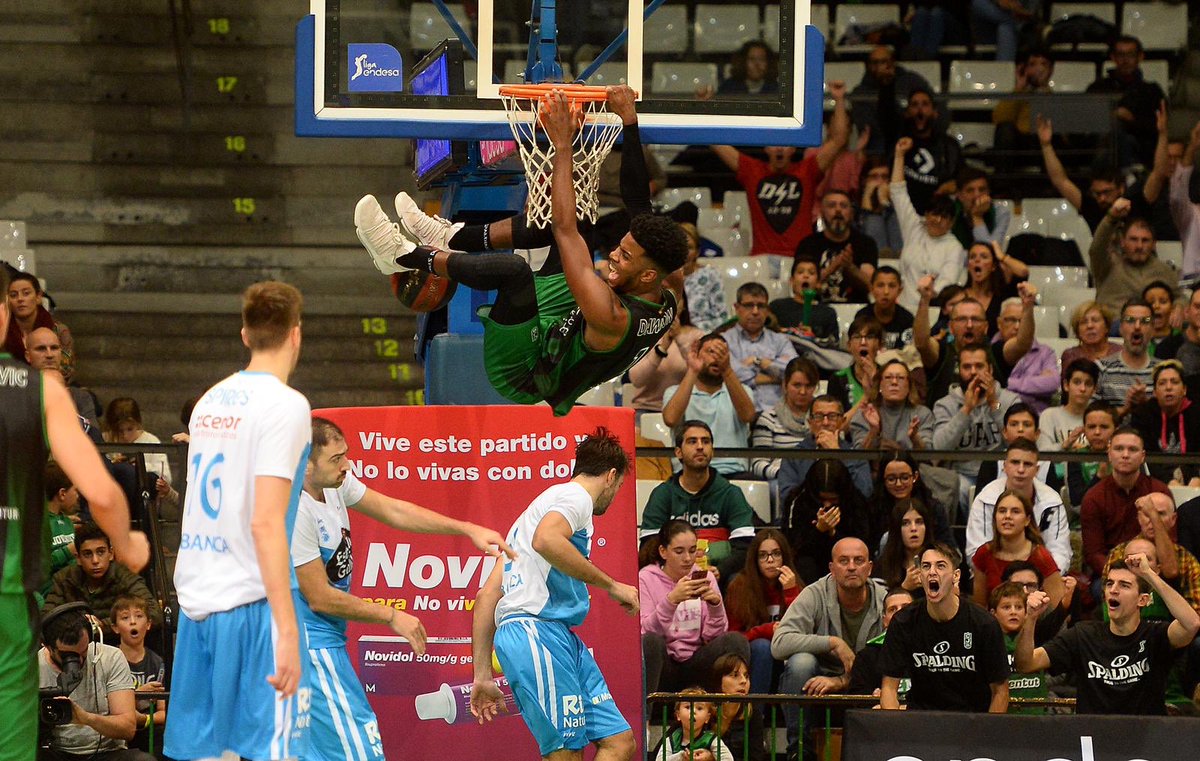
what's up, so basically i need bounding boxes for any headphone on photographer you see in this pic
[40,601,99,651]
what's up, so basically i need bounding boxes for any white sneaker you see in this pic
[354,195,416,275]
[395,192,463,251]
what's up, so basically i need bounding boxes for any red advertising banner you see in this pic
[313,404,644,759]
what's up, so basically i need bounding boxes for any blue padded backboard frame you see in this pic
[295,14,826,147]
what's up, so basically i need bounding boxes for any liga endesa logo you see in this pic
[881,734,1160,761]
[347,43,404,92]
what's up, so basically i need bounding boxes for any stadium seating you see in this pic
[707,227,750,258]
[1171,485,1200,508]
[1157,241,1183,270]
[659,186,714,210]
[636,479,659,526]
[833,4,901,54]
[1048,61,1099,93]
[409,3,472,52]
[949,61,1015,108]
[1122,2,1188,52]
[651,62,719,95]
[640,412,673,447]
[694,5,760,54]
[952,123,996,151]
[732,479,773,524]
[582,62,628,87]
[1033,305,1063,339]
[644,4,689,55]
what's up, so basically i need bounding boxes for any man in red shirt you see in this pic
[712,81,850,256]
[1081,426,1171,580]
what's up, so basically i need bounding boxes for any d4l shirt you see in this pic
[1043,619,1175,715]
[737,153,822,255]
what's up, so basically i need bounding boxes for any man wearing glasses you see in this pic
[777,395,874,503]
[1089,197,1178,316]
[1096,298,1161,419]
[914,275,991,402]
[724,281,797,412]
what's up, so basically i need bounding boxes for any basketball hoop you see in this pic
[498,84,624,229]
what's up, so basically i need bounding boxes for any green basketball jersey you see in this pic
[0,355,49,595]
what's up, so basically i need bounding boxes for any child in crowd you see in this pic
[989,582,1047,712]
[853,266,913,350]
[112,596,167,752]
[104,397,176,504]
[652,688,734,761]
[770,255,839,347]
[44,461,81,578]
[1038,358,1100,489]
[724,529,801,694]
[1065,402,1118,510]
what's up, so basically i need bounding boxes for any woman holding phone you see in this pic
[640,520,751,693]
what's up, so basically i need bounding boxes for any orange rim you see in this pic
[498,83,612,102]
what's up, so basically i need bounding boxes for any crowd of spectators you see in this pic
[627,19,1200,760]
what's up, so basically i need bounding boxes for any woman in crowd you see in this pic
[750,357,818,480]
[827,315,883,413]
[872,451,954,548]
[724,529,801,694]
[780,460,872,583]
[3,271,75,380]
[848,358,933,450]
[679,222,728,332]
[1060,301,1120,368]
[708,654,766,761]
[1130,360,1200,486]
[876,497,936,596]
[961,241,1027,335]
[971,489,1065,608]
[641,520,751,693]
[715,40,779,96]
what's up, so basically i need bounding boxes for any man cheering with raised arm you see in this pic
[470,429,640,761]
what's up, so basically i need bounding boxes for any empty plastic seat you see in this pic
[697,208,737,238]
[1039,337,1077,359]
[1157,241,1182,269]
[951,122,995,150]
[824,61,866,91]
[1020,197,1077,226]
[1028,265,1090,291]
[1170,485,1200,508]
[708,227,749,259]
[640,412,673,446]
[636,479,659,526]
[1141,59,1170,91]
[583,62,628,87]
[575,379,617,407]
[1122,3,1188,52]
[905,60,943,93]
[1032,305,1061,339]
[1049,2,1117,24]
[695,4,760,53]
[658,186,713,210]
[949,60,1015,107]
[645,5,689,54]
[731,479,773,524]
[651,62,719,95]
[1047,61,1097,93]
[409,3,471,51]
[831,304,862,338]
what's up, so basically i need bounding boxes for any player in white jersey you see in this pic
[470,428,640,761]
[165,281,312,761]
[293,417,514,761]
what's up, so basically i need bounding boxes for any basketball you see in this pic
[390,269,457,312]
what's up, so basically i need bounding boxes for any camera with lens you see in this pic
[38,650,83,726]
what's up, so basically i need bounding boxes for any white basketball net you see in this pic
[500,93,623,229]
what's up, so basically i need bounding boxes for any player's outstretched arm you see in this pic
[470,563,507,723]
[352,489,515,560]
[252,475,301,697]
[295,559,428,653]
[44,372,149,573]
[544,89,627,342]
[608,85,654,217]
[710,144,740,172]
[533,511,639,615]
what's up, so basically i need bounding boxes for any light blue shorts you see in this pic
[164,596,310,760]
[494,618,629,756]
[305,645,383,761]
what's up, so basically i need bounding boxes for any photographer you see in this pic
[38,604,153,761]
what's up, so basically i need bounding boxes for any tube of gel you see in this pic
[414,676,519,724]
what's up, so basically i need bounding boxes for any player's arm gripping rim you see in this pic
[544,89,629,348]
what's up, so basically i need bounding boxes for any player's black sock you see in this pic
[396,245,439,273]
[448,225,488,251]
[446,253,536,324]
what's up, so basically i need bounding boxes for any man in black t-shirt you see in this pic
[879,543,1010,712]
[853,266,913,350]
[1015,554,1200,714]
[794,189,879,304]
